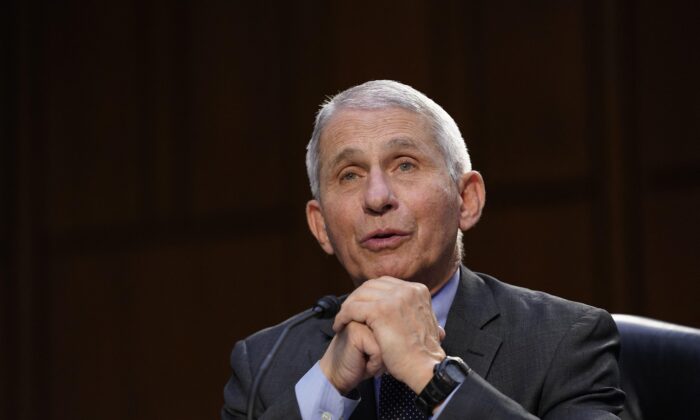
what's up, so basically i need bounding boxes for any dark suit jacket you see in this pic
[222,268,625,419]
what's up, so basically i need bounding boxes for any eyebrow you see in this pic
[384,136,421,152]
[328,148,361,171]
[326,136,423,174]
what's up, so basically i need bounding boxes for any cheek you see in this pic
[323,206,355,244]
[420,186,461,230]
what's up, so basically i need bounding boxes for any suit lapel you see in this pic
[307,318,334,364]
[350,378,377,420]
[442,267,502,379]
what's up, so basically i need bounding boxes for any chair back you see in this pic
[613,314,700,420]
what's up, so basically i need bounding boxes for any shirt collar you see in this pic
[431,267,460,328]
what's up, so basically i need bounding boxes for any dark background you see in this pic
[2,1,698,419]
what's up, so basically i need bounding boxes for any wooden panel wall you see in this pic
[3,1,698,419]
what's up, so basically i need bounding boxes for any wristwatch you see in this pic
[414,356,471,416]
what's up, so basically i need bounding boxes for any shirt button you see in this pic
[321,412,332,420]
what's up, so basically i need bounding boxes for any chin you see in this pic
[363,260,417,282]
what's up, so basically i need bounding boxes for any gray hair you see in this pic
[305,80,471,199]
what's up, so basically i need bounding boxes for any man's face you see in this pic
[306,107,465,289]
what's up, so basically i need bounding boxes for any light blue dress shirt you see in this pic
[295,269,461,420]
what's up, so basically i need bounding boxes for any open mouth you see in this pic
[361,230,410,251]
[373,232,397,239]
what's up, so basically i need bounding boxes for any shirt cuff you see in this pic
[295,361,361,420]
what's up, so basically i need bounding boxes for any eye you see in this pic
[398,161,416,172]
[340,171,359,182]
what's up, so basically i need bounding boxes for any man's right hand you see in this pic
[319,321,383,395]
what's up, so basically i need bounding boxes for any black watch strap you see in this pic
[414,356,470,416]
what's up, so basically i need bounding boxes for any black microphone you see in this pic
[312,294,345,319]
[246,294,347,420]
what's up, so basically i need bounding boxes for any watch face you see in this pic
[445,361,468,382]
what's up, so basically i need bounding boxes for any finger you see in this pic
[345,321,384,376]
[335,282,434,332]
[360,326,380,355]
[333,301,375,332]
[342,279,399,304]
[438,326,446,342]
[340,277,430,322]
[365,353,384,377]
[357,324,384,375]
[369,276,408,287]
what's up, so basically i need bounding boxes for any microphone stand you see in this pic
[246,294,346,420]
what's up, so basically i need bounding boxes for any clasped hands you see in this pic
[319,276,446,396]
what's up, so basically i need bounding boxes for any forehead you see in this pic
[318,107,437,161]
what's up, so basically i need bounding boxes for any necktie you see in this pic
[378,373,427,419]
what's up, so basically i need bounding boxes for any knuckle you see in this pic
[407,282,429,299]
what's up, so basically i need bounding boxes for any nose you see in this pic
[363,168,397,215]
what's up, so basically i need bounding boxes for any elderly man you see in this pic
[222,80,624,419]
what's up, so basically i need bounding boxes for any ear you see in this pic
[457,171,486,232]
[306,199,335,255]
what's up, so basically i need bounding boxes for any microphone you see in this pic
[246,294,347,420]
[312,294,345,319]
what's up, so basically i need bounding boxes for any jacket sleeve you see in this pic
[438,308,625,419]
[221,339,303,420]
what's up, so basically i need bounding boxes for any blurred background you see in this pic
[2,1,698,419]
